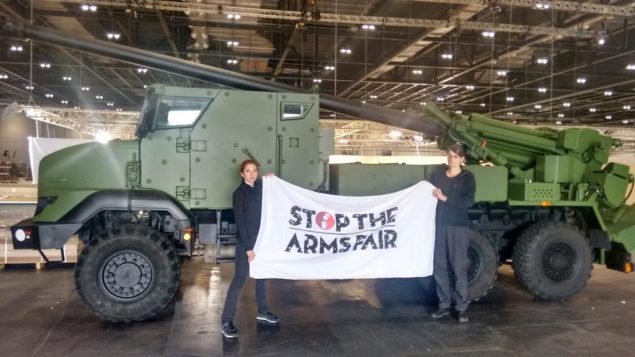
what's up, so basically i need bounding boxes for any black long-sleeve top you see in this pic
[232,179,262,251]
[429,165,476,227]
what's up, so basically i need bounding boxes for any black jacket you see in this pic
[232,179,262,251]
[429,165,476,227]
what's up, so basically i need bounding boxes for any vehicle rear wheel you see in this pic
[74,225,180,322]
[467,229,498,301]
[512,222,592,300]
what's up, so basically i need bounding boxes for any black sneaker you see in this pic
[256,311,280,324]
[430,308,450,319]
[221,320,238,338]
[457,310,469,323]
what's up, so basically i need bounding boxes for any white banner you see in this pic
[251,176,437,280]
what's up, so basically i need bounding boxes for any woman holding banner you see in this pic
[429,143,476,323]
[221,159,279,339]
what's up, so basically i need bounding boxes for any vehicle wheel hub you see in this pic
[543,243,576,281]
[101,251,153,301]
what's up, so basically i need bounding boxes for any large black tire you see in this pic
[74,225,181,322]
[467,229,498,302]
[512,221,592,301]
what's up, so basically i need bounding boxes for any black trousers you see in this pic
[221,247,269,321]
[433,225,470,312]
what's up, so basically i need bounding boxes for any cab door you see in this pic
[140,92,211,208]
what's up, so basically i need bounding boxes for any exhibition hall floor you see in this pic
[1,257,635,356]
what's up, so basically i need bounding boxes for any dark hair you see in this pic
[240,159,260,173]
[447,143,466,158]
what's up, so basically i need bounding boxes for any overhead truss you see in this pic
[49,0,608,37]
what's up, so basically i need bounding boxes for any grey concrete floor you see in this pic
[1,257,635,356]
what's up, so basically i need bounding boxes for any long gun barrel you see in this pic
[0,16,444,137]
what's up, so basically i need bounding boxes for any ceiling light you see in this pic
[466,85,474,90]
[563,102,571,107]
[137,67,148,74]
[0,74,7,79]
[556,121,562,125]
[39,63,51,69]
[420,102,427,106]
[388,130,402,139]
[576,77,587,84]
[535,1,550,10]
[480,103,486,107]
[361,24,375,30]
[513,120,518,124]
[106,32,121,40]
[482,31,495,38]
[624,105,632,110]
[330,113,336,117]
[441,53,453,60]
[116,108,123,112]
[107,102,114,107]
[538,87,547,93]
[497,70,507,77]
[622,120,629,124]
[61,100,68,104]
[626,64,635,71]
[143,85,148,88]
[558,113,564,118]
[74,106,80,109]
[227,41,239,47]
[25,85,34,90]
[81,4,97,11]
[95,131,112,143]
[339,47,352,54]
[81,87,90,91]
[604,90,613,96]
[95,95,104,100]
[605,115,612,120]
[312,78,322,83]
[362,100,366,104]
[62,76,72,81]
[589,107,597,113]
[10,45,23,52]
[536,57,548,65]
[507,112,514,116]
[598,38,605,45]
[455,110,462,114]
[227,59,238,65]
[412,69,423,75]
[324,65,335,71]
[506,96,514,102]
[402,109,406,112]
[437,97,445,101]
[45,93,53,98]
[534,104,542,109]
[226,14,241,20]
[369,95,378,99]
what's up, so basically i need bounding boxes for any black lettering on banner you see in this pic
[378,230,384,249]
[335,214,349,232]
[386,207,398,223]
[369,212,386,227]
[353,235,365,250]
[383,229,397,248]
[302,209,316,228]
[285,233,302,253]
[289,206,302,226]
[362,233,378,250]
[320,237,338,254]
[304,234,318,253]
[339,237,351,252]
[352,214,367,229]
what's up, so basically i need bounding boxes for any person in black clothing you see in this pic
[429,143,476,323]
[221,159,279,339]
